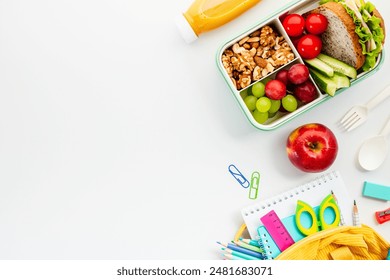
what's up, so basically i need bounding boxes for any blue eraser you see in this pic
[362,181,390,201]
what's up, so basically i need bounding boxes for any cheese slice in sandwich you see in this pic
[309,0,385,71]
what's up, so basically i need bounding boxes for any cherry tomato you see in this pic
[290,35,303,48]
[282,14,305,37]
[297,34,322,59]
[305,13,328,35]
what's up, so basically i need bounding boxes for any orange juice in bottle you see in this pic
[176,0,261,43]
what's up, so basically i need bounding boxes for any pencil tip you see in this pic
[331,190,334,194]
[354,199,356,205]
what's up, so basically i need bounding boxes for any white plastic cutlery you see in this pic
[340,83,390,131]
[358,117,390,171]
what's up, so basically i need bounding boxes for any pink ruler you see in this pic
[260,210,294,251]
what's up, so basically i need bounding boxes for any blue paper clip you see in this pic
[228,164,250,188]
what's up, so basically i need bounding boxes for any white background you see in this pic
[0,0,389,260]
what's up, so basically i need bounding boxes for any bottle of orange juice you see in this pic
[176,0,261,43]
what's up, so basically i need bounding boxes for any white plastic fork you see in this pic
[340,84,390,131]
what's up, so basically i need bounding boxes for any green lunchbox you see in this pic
[216,0,385,131]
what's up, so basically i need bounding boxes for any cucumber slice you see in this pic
[304,58,334,77]
[332,72,350,89]
[317,53,357,79]
[309,68,337,96]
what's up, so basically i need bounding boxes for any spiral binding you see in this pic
[242,170,339,217]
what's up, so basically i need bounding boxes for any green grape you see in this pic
[253,110,269,124]
[251,82,265,97]
[256,97,271,113]
[282,94,298,112]
[240,88,249,99]
[269,99,281,114]
[244,95,257,111]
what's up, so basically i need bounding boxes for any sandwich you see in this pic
[310,0,385,71]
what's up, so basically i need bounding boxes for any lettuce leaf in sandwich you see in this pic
[320,0,384,71]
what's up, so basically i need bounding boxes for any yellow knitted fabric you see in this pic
[276,225,390,260]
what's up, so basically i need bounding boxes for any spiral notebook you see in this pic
[241,170,353,258]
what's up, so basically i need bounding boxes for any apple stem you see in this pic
[309,142,317,149]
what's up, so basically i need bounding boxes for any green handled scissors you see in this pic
[295,194,341,236]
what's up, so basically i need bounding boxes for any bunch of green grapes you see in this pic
[241,81,298,124]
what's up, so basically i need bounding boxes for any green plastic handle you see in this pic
[295,200,318,236]
[319,194,340,230]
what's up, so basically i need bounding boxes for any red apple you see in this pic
[286,123,338,172]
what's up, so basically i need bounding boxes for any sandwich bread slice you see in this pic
[308,0,385,71]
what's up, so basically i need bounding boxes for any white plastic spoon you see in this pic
[358,117,390,171]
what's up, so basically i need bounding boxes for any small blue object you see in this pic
[228,164,250,188]
[362,181,390,201]
[387,249,390,260]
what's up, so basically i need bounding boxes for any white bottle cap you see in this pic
[175,14,198,44]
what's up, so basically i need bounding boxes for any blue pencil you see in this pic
[217,242,265,259]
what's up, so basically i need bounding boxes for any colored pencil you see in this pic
[223,253,246,260]
[240,238,260,248]
[331,190,345,226]
[217,242,264,259]
[222,248,261,260]
[233,240,263,253]
[353,200,361,227]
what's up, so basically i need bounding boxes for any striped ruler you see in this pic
[260,210,295,251]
